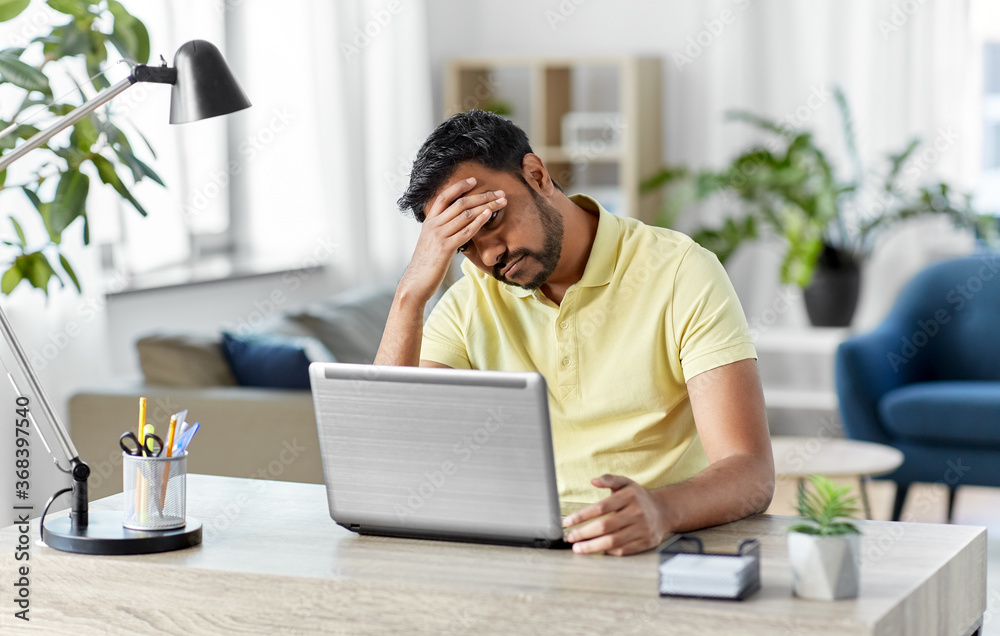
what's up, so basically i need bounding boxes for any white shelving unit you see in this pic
[445,56,663,224]
[754,328,852,436]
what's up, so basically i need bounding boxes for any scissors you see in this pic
[120,431,164,457]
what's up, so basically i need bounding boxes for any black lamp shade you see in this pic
[169,40,251,124]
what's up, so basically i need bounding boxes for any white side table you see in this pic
[772,435,904,519]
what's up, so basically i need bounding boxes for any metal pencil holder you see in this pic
[123,452,187,531]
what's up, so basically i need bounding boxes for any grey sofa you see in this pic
[70,286,398,500]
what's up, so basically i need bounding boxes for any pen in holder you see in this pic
[123,452,187,531]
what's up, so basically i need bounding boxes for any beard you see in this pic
[493,193,564,290]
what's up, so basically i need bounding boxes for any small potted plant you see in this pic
[786,475,861,600]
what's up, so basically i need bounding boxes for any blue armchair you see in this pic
[835,254,1000,521]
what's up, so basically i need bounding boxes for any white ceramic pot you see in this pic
[787,532,861,600]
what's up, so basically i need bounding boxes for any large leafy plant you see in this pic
[642,88,983,287]
[0,0,159,295]
[787,475,860,537]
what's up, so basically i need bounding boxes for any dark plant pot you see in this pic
[803,246,861,327]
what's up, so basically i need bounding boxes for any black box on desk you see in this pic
[658,535,761,601]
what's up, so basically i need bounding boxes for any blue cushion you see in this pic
[220,332,312,389]
[878,381,1000,448]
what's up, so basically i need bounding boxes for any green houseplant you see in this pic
[642,88,985,326]
[0,0,159,296]
[786,475,861,600]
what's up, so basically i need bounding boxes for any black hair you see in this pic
[397,110,534,222]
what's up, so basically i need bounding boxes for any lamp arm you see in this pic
[1,302,94,530]
[0,76,135,173]
[0,304,78,462]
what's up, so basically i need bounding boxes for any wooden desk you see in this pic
[0,475,986,635]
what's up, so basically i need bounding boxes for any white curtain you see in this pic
[424,0,982,327]
[236,0,433,286]
[662,0,982,330]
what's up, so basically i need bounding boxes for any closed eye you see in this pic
[484,208,502,227]
[457,208,503,253]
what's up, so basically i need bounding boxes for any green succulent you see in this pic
[787,475,861,537]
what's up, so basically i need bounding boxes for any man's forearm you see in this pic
[373,289,428,367]
[652,455,775,534]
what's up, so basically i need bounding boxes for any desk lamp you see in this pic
[0,40,250,554]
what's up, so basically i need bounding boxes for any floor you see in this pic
[767,477,1000,634]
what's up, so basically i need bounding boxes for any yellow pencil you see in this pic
[138,398,147,450]
[165,415,177,459]
[160,416,179,512]
[136,398,147,525]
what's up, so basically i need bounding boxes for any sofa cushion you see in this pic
[136,333,238,387]
[879,381,1000,448]
[284,286,396,365]
[220,332,327,389]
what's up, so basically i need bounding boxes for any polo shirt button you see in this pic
[562,357,571,366]
[560,321,568,329]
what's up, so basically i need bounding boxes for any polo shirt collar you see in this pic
[502,193,618,298]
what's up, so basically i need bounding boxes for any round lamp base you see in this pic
[42,511,202,555]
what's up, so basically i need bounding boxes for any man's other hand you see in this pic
[562,474,670,556]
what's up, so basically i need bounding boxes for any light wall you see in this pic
[424,0,981,329]
[0,0,986,513]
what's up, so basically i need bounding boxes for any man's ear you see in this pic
[521,153,557,197]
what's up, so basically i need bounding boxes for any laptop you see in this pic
[309,362,571,548]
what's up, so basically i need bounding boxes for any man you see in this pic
[376,110,773,556]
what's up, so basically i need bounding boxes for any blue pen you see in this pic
[172,421,190,454]
[174,422,201,454]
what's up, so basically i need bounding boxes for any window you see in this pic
[977,30,1000,216]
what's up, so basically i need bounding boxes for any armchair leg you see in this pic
[946,486,958,524]
[892,483,910,521]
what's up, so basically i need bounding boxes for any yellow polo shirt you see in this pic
[420,194,756,503]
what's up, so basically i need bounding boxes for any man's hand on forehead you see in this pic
[397,177,507,305]
[425,176,506,221]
